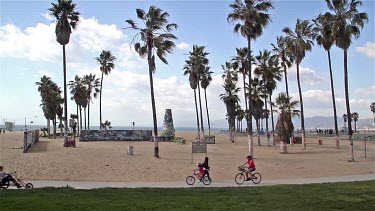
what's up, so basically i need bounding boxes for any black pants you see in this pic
[202,170,209,178]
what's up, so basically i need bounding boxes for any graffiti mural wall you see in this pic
[80,130,152,141]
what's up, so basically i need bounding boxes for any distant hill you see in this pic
[175,116,375,130]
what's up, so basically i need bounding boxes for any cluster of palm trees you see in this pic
[221,0,367,159]
[44,1,367,160]
[183,45,213,141]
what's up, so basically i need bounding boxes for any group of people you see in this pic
[195,155,256,182]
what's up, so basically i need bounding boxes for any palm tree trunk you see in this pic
[242,72,249,133]
[100,72,104,130]
[283,64,293,145]
[247,35,254,157]
[47,119,51,139]
[147,48,159,158]
[76,104,79,136]
[197,81,205,138]
[264,92,270,146]
[53,118,56,139]
[194,89,201,140]
[84,107,87,130]
[257,119,261,146]
[327,50,340,149]
[88,98,90,130]
[296,64,306,149]
[343,50,354,161]
[63,44,69,146]
[79,105,82,131]
[269,94,275,145]
[204,89,211,136]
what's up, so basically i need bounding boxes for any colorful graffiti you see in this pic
[80,130,152,141]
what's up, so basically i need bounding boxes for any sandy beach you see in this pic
[0,130,374,182]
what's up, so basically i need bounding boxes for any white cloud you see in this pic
[354,85,375,96]
[288,66,327,86]
[176,42,189,50]
[356,42,375,58]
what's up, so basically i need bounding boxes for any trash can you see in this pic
[318,139,323,145]
[127,146,134,155]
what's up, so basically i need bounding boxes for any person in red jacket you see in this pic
[241,155,256,181]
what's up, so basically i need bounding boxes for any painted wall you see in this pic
[80,130,152,141]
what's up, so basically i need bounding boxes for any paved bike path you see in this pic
[16,174,374,189]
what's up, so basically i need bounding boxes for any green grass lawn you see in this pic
[1,181,374,210]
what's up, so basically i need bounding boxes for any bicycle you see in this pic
[186,169,212,185]
[0,172,33,189]
[235,166,262,185]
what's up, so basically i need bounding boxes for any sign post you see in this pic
[191,142,207,163]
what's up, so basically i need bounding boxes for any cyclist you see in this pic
[241,155,256,181]
[0,165,21,188]
[201,157,210,179]
[195,163,205,182]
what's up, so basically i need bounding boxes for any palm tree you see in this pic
[201,67,214,135]
[343,114,348,132]
[101,120,112,130]
[254,49,282,146]
[249,77,265,146]
[228,0,274,156]
[283,19,315,149]
[36,76,54,138]
[352,112,359,132]
[313,13,340,149]
[56,105,63,137]
[220,81,241,142]
[232,47,249,131]
[183,58,201,140]
[222,61,238,83]
[83,74,100,130]
[126,6,178,158]
[68,75,86,132]
[271,36,294,145]
[96,50,116,130]
[325,0,368,162]
[275,92,299,153]
[49,0,80,146]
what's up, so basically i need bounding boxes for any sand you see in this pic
[0,130,374,182]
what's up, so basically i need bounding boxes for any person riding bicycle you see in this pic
[201,157,210,179]
[195,163,205,182]
[0,165,21,188]
[241,155,256,181]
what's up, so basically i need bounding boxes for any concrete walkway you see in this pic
[11,174,374,189]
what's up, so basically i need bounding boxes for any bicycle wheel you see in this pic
[0,181,9,189]
[186,176,195,185]
[203,176,212,185]
[251,172,262,184]
[25,183,33,189]
[235,173,245,185]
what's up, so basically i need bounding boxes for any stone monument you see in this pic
[160,109,175,137]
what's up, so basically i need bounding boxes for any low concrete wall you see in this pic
[80,130,152,141]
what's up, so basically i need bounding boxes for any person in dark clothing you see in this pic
[201,157,210,180]
[0,166,21,188]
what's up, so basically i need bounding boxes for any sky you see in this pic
[0,0,374,128]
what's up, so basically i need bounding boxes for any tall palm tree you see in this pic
[232,47,249,131]
[96,50,116,130]
[220,81,241,142]
[313,13,340,149]
[49,0,80,146]
[228,0,274,156]
[250,77,265,146]
[352,112,359,132]
[126,6,178,158]
[36,76,54,138]
[275,92,299,153]
[83,74,100,130]
[183,54,201,140]
[254,49,282,146]
[271,36,294,144]
[325,0,368,162]
[201,67,214,135]
[283,19,315,149]
[68,75,86,132]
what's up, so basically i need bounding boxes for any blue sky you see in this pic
[0,0,374,128]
